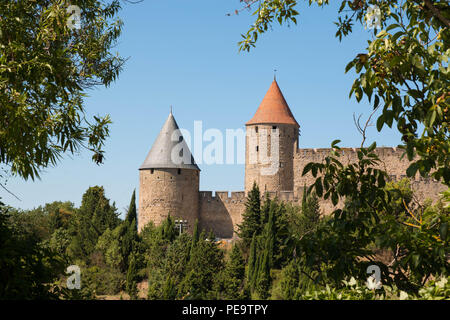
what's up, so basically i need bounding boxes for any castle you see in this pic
[138,79,446,238]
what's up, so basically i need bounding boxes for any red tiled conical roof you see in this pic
[246,79,299,127]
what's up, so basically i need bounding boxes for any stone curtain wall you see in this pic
[293,147,446,206]
[140,148,445,239]
[198,191,246,239]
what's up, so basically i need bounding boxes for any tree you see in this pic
[300,186,321,235]
[237,0,449,185]
[190,219,199,255]
[126,253,138,299]
[125,190,137,228]
[0,202,65,299]
[67,186,120,260]
[301,142,448,293]
[0,0,125,181]
[219,245,246,299]
[255,238,271,299]
[179,231,224,299]
[120,191,139,270]
[237,182,261,248]
[247,232,258,290]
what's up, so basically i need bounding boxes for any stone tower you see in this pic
[138,111,200,233]
[245,79,300,194]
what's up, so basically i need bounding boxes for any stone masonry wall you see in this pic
[140,148,446,239]
[293,147,446,210]
[138,168,199,233]
[198,191,246,239]
[245,124,298,194]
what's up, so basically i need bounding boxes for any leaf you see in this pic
[392,31,404,42]
[376,115,384,131]
[376,30,387,38]
[406,163,419,177]
[386,24,400,32]
[315,177,323,197]
[331,140,341,148]
[345,60,355,73]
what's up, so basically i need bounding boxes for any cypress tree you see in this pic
[247,232,257,289]
[300,186,320,236]
[126,253,138,299]
[237,182,261,248]
[262,208,275,269]
[222,244,245,299]
[125,190,137,230]
[120,191,139,271]
[254,210,275,299]
[255,240,271,299]
[161,214,176,242]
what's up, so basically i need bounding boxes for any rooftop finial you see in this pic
[274,69,277,81]
[170,105,173,115]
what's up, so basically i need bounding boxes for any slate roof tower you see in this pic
[138,111,200,232]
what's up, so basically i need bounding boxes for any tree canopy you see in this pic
[0,0,125,181]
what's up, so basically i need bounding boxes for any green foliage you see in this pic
[95,227,123,269]
[0,202,65,299]
[82,265,124,296]
[0,0,125,179]
[179,231,224,299]
[125,190,137,226]
[237,182,262,247]
[299,142,449,293]
[160,214,177,242]
[67,186,120,261]
[120,192,139,271]
[215,245,246,299]
[126,253,138,299]
[300,276,450,300]
[247,232,258,290]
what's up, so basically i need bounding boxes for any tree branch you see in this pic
[422,0,450,28]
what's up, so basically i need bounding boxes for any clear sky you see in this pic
[3,0,402,217]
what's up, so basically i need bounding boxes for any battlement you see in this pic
[199,191,246,203]
[295,146,405,158]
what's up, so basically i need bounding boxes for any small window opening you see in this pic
[178,169,181,175]
[255,126,258,133]
[150,169,154,174]
[272,125,277,130]
[256,146,259,152]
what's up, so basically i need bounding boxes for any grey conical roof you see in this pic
[140,112,200,171]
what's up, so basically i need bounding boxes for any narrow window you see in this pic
[178,168,181,175]
[256,146,259,152]
[255,126,258,133]
[272,125,277,130]
[150,169,154,174]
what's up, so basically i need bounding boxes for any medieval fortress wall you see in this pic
[138,80,446,239]
[198,147,446,238]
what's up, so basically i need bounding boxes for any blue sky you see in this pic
[3,0,402,217]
